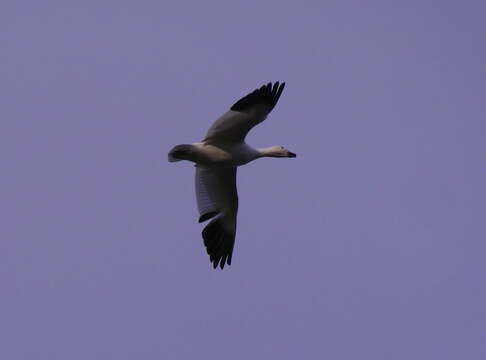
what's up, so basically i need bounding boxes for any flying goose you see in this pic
[168,82,296,269]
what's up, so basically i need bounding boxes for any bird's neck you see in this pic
[257,146,280,158]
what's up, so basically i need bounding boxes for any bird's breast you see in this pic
[194,143,258,167]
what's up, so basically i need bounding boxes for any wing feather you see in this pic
[204,81,285,143]
[195,166,238,269]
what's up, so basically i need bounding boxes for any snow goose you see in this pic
[168,82,296,269]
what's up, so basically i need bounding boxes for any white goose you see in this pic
[168,82,296,269]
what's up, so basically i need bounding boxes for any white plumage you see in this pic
[169,82,296,269]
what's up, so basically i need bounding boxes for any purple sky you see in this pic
[2,1,485,359]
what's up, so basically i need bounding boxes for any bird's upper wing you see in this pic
[203,82,285,144]
[195,166,238,269]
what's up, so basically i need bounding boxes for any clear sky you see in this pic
[2,1,485,359]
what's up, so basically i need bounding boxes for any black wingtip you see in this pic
[198,211,220,223]
[230,81,286,112]
[202,218,235,270]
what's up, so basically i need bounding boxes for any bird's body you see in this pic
[169,82,295,269]
[190,142,261,167]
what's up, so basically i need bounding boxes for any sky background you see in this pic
[1,1,485,359]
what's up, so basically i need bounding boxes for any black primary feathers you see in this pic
[230,82,285,112]
[198,211,219,223]
[202,218,235,269]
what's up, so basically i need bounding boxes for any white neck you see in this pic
[257,146,282,158]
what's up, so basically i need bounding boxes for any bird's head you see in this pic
[260,145,297,158]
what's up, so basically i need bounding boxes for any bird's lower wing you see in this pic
[195,166,238,269]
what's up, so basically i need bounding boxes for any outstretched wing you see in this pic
[203,82,286,144]
[195,166,238,269]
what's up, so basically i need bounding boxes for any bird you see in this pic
[168,82,296,269]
